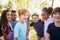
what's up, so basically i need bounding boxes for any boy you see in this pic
[10,10,18,29]
[46,7,60,40]
[14,9,29,40]
[30,14,44,40]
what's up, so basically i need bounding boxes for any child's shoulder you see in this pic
[48,22,54,27]
[15,22,20,26]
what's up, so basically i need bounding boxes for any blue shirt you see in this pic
[10,20,18,29]
[14,22,27,40]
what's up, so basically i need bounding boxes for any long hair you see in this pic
[1,10,10,25]
[1,10,12,35]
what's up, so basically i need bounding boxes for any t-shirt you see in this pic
[30,20,44,38]
[10,20,18,29]
[47,22,60,40]
[1,23,13,40]
[14,22,27,40]
[44,18,53,36]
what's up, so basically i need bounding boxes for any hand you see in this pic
[40,37,45,40]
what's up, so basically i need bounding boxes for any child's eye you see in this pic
[53,12,60,15]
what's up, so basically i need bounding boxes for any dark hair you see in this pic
[1,10,10,24]
[52,7,60,14]
[1,10,12,35]
[42,7,53,15]
[42,7,47,10]
[11,10,16,13]
[32,14,39,18]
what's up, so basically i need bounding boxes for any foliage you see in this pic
[0,1,2,14]
[40,2,51,8]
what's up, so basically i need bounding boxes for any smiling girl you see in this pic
[1,10,13,40]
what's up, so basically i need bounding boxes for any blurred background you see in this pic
[0,0,60,16]
[0,0,60,40]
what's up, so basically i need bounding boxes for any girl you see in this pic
[46,7,60,40]
[14,9,29,40]
[41,7,53,37]
[1,10,13,40]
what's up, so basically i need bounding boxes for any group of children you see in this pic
[0,9,30,40]
[0,7,60,40]
[30,7,60,40]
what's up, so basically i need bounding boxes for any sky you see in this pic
[53,0,60,8]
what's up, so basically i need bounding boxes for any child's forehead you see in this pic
[11,13,16,14]
[54,12,60,14]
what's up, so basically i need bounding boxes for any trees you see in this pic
[3,0,12,10]
[15,0,28,8]
[0,1,2,14]
[40,2,51,8]
[51,0,54,7]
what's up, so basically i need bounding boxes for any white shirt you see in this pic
[44,18,53,36]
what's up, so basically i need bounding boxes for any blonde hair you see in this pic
[18,9,28,15]
[18,9,30,28]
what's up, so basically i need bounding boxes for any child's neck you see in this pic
[46,17,49,20]
[55,22,60,27]
[19,19,24,24]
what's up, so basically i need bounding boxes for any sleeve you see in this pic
[14,24,19,38]
[47,24,51,34]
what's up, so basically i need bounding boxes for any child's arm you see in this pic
[14,24,19,40]
[45,33,50,40]
[14,37,18,40]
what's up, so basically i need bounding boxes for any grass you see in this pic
[30,27,37,40]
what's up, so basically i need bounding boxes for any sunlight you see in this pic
[1,0,9,5]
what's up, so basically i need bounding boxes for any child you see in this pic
[10,10,18,29]
[14,9,29,40]
[30,13,44,40]
[46,7,60,40]
[41,7,53,37]
[1,10,13,40]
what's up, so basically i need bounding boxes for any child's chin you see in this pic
[8,20,11,22]
[55,19,60,22]
[24,20,27,22]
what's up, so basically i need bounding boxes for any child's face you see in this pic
[41,11,49,20]
[32,16,39,23]
[19,15,27,22]
[53,12,60,22]
[6,11,11,22]
[11,13,17,20]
